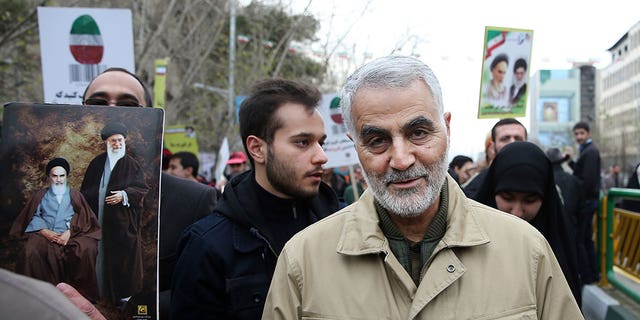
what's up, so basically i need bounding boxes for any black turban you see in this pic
[101,122,128,141]
[46,157,70,175]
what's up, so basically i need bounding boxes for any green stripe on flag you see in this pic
[70,15,101,35]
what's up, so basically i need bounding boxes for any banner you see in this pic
[317,94,359,168]
[37,7,135,104]
[154,59,168,109]
[164,125,199,155]
[477,26,533,119]
[214,137,230,182]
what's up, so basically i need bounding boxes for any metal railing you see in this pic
[600,188,640,303]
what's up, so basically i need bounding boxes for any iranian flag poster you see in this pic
[477,26,533,119]
[37,7,135,104]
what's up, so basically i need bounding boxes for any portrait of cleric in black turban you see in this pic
[0,103,163,313]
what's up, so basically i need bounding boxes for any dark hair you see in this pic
[171,151,199,178]
[239,78,321,166]
[491,118,527,142]
[82,67,153,108]
[449,155,472,170]
[573,121,590,133]
[514,58,527,72]
[490,54,509,71]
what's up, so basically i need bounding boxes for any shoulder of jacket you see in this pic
[285,206,352,249]
[184,213,230,238]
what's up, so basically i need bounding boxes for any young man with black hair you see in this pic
[170,78,339,319]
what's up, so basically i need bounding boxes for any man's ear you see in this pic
[246,135,266,165]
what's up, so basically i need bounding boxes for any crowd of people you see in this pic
[5,54,631,319]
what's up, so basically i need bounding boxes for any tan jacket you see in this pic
[263,177,583,319]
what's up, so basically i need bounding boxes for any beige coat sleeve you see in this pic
[262,248,303,320]
[536,240,584,320]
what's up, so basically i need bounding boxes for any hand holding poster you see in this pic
[478,26,533,118]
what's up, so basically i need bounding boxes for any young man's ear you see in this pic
[246,135,266,165]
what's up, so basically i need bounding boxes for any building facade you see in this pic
[529,68,582,155]
[598,21,640,179]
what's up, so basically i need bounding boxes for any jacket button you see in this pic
[447,265,455,273]
[252,294,262,303]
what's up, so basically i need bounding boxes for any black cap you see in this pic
[101,122,128,141]
[46,158,70,175]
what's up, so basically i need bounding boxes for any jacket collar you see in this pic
[336,175,489,256]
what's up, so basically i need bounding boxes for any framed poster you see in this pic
[0,103,163,319]
[478,26,533,119]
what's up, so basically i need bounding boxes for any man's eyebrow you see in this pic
[359,125,389,139]
[403,116,435,132]
[290,132,327,141]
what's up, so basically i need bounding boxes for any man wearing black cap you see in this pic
[81,122,149,304]
[10,157,101,301]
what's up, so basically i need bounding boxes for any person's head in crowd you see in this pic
[239,78,327,199]
[477,141,559,223]
[46,157,70,194]
[490,118,527,154]
[340,55,450,217]
[573,121,591,145]
[226,151,248,176]
[545,148,569,167]
[448,155,477,185]
[490,54,509,86]
[83,67,152,108]
[168,151,200,181]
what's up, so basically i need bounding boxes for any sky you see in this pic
[281,0,640,162]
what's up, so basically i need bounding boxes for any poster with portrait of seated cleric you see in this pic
[478,26,533,119]
[0,103,164,319]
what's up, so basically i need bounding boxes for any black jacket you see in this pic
[170,170,338,319]
[572,141,601,200]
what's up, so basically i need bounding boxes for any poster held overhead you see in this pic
[477,26,533,119]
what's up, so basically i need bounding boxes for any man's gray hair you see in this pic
[339,55,444,141]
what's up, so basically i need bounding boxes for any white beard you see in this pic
[364,146,449,218]
[51,182,67,195]
[107,143,126,169]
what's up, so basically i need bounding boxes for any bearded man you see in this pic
[10,157,101,301]
[262,56,583,319]
[80,122,149,304]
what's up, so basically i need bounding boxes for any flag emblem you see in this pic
[69,15,104,64]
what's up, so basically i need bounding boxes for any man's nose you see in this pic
[312,143,328,165]
[389,139,415,171]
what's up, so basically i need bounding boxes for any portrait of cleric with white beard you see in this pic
[80,122,149,305]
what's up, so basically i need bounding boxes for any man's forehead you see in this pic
[496,124,525,137]
[86,71,145,100]
[106,134,125,140]
[50,166,66,175]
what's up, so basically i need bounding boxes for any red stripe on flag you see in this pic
[70,45,104,64]
[485,31,507,59]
